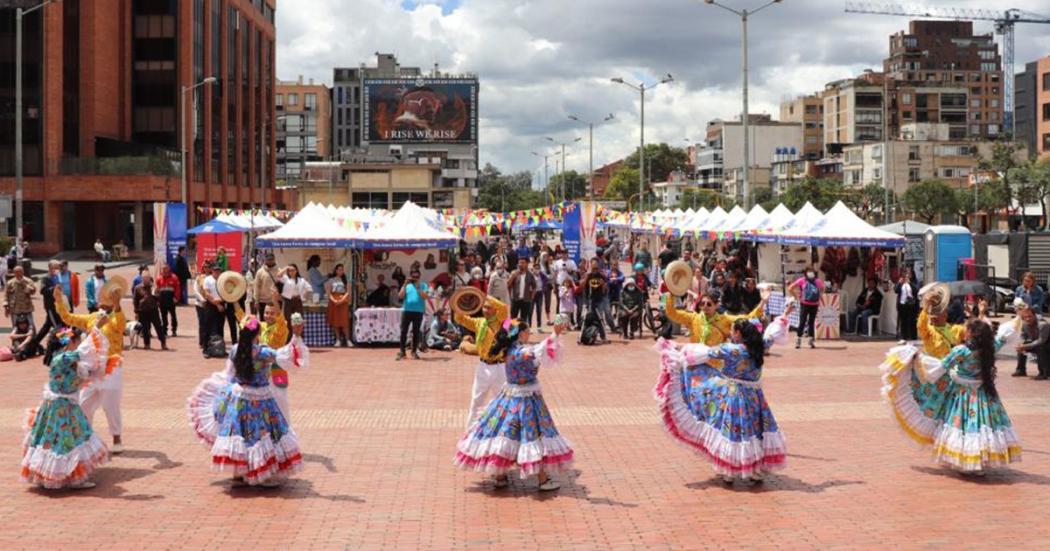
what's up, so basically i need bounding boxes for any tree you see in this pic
[475,165,546,212]
[623,143,690,183]
[902,179,959,224]
[548,170,588,201]
[678,188,722,210]
[778,178,845,211]
[604,166,639,201]
[978,141,1025,218]
[844,183,895,223]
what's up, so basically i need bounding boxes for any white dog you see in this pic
[125,321,141,350]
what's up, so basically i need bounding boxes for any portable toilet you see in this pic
[924,225,973,282]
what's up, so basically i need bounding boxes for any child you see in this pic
[454,318,572,491]
[22,323,111,489]
[558,278,577,328]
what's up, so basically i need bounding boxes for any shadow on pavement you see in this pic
[116,449,184,470]
[464,470,638,508]
[687,474,865,493]
[28,467,165,501]
[210,478,365,502]
[302,453,338,473]
[910,465,1050,485]
[786,453,837,463]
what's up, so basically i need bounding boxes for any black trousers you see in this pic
[399,311,424,354]
[205,304,224,343]
[532,294,544,327]
[196,306,208,349]
[512,299,533,326]
[1016,341,1050,376]
[223,301,238,343]
[897,303,919,340]
[159,291,177,335]
[138,309,165,348]
[797,303,818,338]
[178,278,189,305]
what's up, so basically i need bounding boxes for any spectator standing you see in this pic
[787,267,825,349]
[133,275,167,350]
[467,267,488,294]
[57,260,79,310]
[657,242,678,271]
[85,264,107,313]
[396,269,429,361]
[508,258,537,326]
[895,271,919,341]
[202,263,225,344]
[721,273,744,315]
[3,265,35,331]
[174,246,192,305]
[634,240,653,272]
[155,264,181,336]
[253,253,281,314]
[306,254,326,299]
[278,264,311,321]
[487,261,511,305]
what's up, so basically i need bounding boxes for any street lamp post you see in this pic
[546,137,581,203]
[701,0,782,209]
[181,77,219,205]
[568,114,614,202]
[531,151,551,191]
[611,74,673,212]
[15,0,60,261]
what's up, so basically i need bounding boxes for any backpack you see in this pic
[579,312,601,345]
[803,280,820,303]
[205,335,227,358]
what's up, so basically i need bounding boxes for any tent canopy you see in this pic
[355,201,459,249]
[877,220,931,236]
[255,204,358,248]
[187,219,244,235]
[214,213,283,231]
[787,201,907,248]
[514,219,562,231]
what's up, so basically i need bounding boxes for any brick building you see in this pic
[883,21,1004,141]
[779,94,824,160]
[0,0,281,255]
[1015,55,1050,161]
[592,159,624,198]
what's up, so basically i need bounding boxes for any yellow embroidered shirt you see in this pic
[455,298,509,363]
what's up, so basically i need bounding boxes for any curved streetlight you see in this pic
[699,0,784,209]
[181,76,219,205]
[568,113,615,201]
[610,74,673,212]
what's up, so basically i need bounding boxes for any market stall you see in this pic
[352,202,460,345]
[187,219,246,272]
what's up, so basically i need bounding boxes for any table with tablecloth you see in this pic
[303,304,335,348]
[353,307,433,344]
[765,291,844,340]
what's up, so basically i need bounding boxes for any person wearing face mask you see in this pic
[55,284,128,453]
[786,267,825,349]
[894,270,919,342]
[487,261,511,306]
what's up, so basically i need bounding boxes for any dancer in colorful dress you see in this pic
[454,318,573,491]
[653,306,792,484]
[55,286,127,453]
[455,296,510,428]
[21,323,112,489]
[235,290,308,420]
[187,316,303,486]
[880,317,1021,475]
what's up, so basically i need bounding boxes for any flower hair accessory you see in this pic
[55,327,77,346]
[503,318,523,340]
[290,313,304,327]
[241,315,261,332]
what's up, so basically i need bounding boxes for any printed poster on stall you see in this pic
[579,201,599,262]
[562,204,581,264]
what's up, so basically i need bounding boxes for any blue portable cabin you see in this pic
[924,225,972,283]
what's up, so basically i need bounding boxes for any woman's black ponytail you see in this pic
[734,318,765,369]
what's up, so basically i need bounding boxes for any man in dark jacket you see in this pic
[618,279,646,339]
[894,271,919,341]
[174,246,192,305]
[508,258,537,326]
[134,275,168,350]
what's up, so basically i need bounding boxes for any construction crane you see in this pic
[844,1,1050,136]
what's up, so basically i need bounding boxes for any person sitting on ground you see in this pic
[10,313,41,361]
[427,309,462,351]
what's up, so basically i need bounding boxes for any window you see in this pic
[275,93,283,106]
[990,99,999,108]
[980,63,996,72]
[1043,103,1050,122]
[979,50,995,61]
[337,87,344,105]
[287,93,298,106]
[991,112,999,122]
[304,93,317,109]
[873,167,882,181]
[988,124,999,135]
[902,93,912,105]
[970,98,981,108]
[1043,133,1050,152]
[971,112,981,121]
[805,136,819,144]
[1043,73,1050,91]
[909,146,920,161]
[872,145,883,158]
[909,168,921,182]
[970,124,981,135]
[936,145,971,156]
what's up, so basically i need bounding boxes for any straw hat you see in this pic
[919,282,950,316]
[99,275,129,307]
[450,286,486,317]
[217,271,248,302]
[664,260,692,297]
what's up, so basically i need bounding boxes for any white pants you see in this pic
[466,360,506,429]
[273,385,291,423]
[80,367,123,437]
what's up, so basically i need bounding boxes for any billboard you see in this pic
[364,78,477,144]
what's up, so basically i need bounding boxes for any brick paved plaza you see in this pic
[3,271,1050,549]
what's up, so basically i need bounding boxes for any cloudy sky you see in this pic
[277,0,1050,183]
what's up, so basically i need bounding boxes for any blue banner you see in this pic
[562,203,581,264]
[166,202,187,267]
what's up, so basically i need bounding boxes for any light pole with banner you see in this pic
[567,114,615,201]
[611,74,673,212]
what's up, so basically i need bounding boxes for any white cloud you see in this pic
[276,0,1050,181]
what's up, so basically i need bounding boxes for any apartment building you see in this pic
[695,115,802,194]
[779,94,824,160]
[1015,55,1050,160]
[822,72,885,154]
[276,76,332,182]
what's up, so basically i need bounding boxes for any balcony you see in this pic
[441,167,478,180]
[54,155,179,177]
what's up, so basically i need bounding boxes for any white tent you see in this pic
[704,205,748,235]
[355,201,459,249]
[256,203,359,248]
[734,204,771,234]
[684,206,725,232]
[789,201,907,248]
[214,212,284,231]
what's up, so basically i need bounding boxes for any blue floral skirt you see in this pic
[22,394,108,488]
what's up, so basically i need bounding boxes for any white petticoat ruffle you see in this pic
[21,432,109,489]
[455,433,574,479]
[186,372,230,445]
[210,433,303,485]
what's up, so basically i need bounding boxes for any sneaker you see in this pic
[795,338,801,350]
[411,352,421,360]
[69,481,96,490]
[111,443,124,454]
[721,475,735,485]
[395,352,406,361]
[1034,375,1049,380]
[493,476,510,489]
[1011,371,1027,377]
[809,338,816,349]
